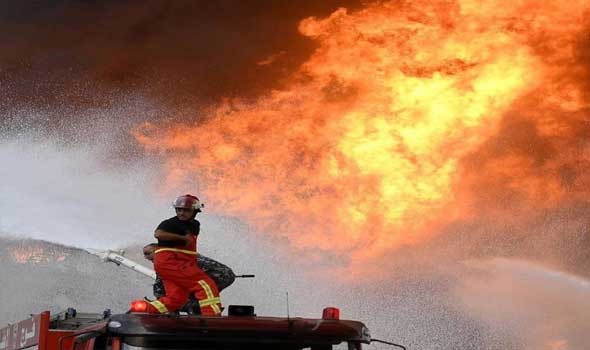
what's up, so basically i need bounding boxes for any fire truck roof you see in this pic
[107,313,371,349]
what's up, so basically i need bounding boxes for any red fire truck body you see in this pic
[1,308,371,350]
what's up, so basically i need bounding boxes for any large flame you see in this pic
[135,0,589,271]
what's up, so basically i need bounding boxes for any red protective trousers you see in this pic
[146,249,222,315]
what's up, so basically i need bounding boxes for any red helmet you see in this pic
[173,194,204,212]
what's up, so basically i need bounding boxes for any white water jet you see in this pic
[0,134,166,249]
[456,258,590,350]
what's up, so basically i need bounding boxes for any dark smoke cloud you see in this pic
[0,0,364,121]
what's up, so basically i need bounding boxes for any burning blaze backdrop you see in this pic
[136,0,590,274]
[2,0,589,276]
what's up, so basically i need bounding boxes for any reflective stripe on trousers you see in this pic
[198,280,222,314]
[148,300,168,313]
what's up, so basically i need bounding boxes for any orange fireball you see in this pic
[135,0,589,272]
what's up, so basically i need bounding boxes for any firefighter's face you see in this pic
[175,207,195,221]
[143,246,155,261]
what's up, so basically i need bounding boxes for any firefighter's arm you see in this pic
[154,229,193,244]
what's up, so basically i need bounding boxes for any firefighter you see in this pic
[143,243,236,297]
[145,194,222,315]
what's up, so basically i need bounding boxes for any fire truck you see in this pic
[0,305,376,350]
[1,250,404,350]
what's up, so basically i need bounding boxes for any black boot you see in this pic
[179,294,201,315]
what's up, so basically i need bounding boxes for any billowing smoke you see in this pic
[0,0,364,121]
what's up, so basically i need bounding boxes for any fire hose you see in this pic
[85,248,254,280]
